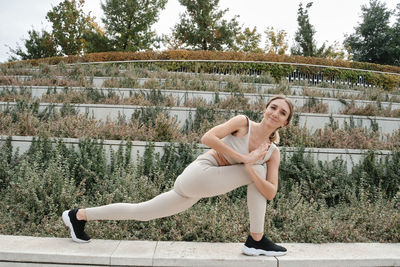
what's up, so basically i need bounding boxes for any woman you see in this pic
[62,95,294,256]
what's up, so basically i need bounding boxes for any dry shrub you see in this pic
[183,97,209,108]
[103,78,122,88]
[153,113,183,141]
[279,124,397,150]
[217,94,251,110]
[16,77,91,87]
[143,78,162,89]
[341,103,400,118]
[0,93,31,103]
[0,76,18,85]
[296,102,329,113]
[312,127,384,149]
[42,90,87,104]
[162,95,177,107]
[303,87,332,98]
[123,94,152,106]
[385,130,400,148]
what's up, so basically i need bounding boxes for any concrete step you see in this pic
[0,235,398,267]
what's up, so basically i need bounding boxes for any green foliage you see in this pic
[82,17,114,54]
[233,27,263,53]
[291,2,317,57]
[291,2,336,58]
[101,0,167,51]
[264,27,289,55]
[8,29,58,60]
[279,147,353,206]
[344,0,398,66]
[173,0,241,50]
[46,0,92,56]
[351,150,400,199]
[132,106,168,128]
[0,137,17,190]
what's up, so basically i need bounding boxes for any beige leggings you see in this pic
[85,153,268,233]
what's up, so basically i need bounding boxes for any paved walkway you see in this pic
[0,235,399,267]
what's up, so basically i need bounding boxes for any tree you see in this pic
[233,27,263,53]
[291,2,335,58]
[46,0,91,55]
[291,2,316,56]
[101,0,167,51]
[320,41,347,60]
[392,4,400,65]
[344,0,394,65]
[265,27,288,55]
[162,33,186,50]
[8,29,58,60]
[173,0,241,50]
[82,17,114,53]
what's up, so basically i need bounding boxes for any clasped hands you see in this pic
[242,143,270,169]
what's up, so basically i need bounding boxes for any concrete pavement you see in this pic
[0,235,399,267]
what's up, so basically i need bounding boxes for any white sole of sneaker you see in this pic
[62,210,90,243]
[242,245,287,257]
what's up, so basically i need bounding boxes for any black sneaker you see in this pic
[62,208,90,243]
[242,234,287,256]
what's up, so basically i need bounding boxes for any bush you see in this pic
[0,138,398,242]
[279,147,353,206]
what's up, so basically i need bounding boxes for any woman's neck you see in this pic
[253,119,276,143]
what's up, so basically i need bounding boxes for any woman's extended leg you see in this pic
[63,180,200,243]
[85,190,199,221]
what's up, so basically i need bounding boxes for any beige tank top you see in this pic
[220,116,276,165]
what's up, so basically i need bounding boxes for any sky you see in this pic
[0,0,399,63]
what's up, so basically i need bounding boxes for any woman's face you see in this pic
[264,99,291,129]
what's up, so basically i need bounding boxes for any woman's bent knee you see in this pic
[252,164,267,180]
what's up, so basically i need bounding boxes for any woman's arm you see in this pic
[244,149,280,200]
[201,115,249,163]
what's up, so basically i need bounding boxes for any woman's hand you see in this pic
[242,143,270,164]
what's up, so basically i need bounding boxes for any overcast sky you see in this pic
[0,0,398,63]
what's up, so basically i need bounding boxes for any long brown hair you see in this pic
[266,95,294,144]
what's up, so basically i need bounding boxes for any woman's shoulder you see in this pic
[224,115,249,130]
[268,145,281,162]
[230,114,249,124]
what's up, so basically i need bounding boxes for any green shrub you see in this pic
[0,138,398,242]
[279,147,353,206]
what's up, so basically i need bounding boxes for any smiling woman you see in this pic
[62,94,294,257]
